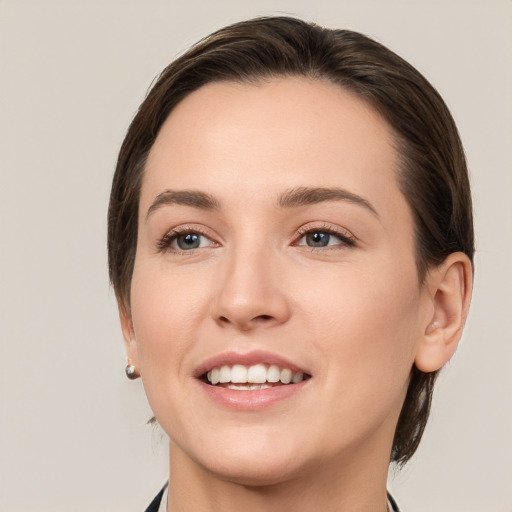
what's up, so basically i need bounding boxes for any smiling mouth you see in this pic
[203,363,311,390]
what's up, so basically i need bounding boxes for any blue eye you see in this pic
[297,229,353,248]
[158,229,215,253]
[305,232,331,247]
[172,232,210,250]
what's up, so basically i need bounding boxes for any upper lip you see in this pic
[193,350,311,379]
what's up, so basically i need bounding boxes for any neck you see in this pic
[166,436,392,512]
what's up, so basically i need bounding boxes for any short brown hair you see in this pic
[108,16,474,465]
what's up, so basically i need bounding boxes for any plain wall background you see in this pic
[1,1,511,511]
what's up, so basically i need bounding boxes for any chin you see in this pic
[183,430,311,486]
[203,454,306,487]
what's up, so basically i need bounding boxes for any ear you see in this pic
[415,252,473,373]
[118,299,140,371]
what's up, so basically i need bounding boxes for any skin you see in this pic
[120,78,472,511]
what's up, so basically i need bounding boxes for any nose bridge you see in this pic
[212,235,289,330]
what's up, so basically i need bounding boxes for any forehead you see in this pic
[142,77,405,219]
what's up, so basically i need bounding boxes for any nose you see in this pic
[211,245,291,331]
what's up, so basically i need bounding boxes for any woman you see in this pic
[108,17,473,512]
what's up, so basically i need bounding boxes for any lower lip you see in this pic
[198,379,310,411]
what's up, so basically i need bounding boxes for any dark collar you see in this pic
[144,484,167,512]
[387,491,400,511]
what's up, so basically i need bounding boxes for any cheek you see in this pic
[301,258,421,395]
[129,264,206,431]
[129,262,204,373]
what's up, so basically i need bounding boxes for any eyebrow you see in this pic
[146,185,378,220]
[277,186,378,216]
[146,189,220,220]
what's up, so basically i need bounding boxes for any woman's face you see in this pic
[124,78,433,483]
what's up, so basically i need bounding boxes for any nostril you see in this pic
[248,314,276,326]
[217,313,274,329]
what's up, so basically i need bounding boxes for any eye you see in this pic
[301,231,335,248]
[296,227,355,249]
[157,228,216,253]
[173,232,210,250]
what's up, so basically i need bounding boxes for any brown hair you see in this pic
[108,16,474,465]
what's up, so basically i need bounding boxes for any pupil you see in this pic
[307,232,329,247]
[178,233,200,250]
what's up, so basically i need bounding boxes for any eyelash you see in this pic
[294,224,356,250]
[157,225,216,254]
[156,223,356,254]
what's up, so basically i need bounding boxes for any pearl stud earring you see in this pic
[125,364,139,380]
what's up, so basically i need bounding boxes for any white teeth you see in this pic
[227,384,273,391]
[247,363,267,383]
[206,363,308,387]
[219,365,231,383]
[292,372,304,383]
[227,384,249,390]
[252,384,272,390]
[267,365,280,382]
[280,368,292,384]
[231,364,247,383]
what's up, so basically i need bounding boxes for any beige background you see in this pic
[1,1,511,511]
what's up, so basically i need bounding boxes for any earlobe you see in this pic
[414,252,473,373]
